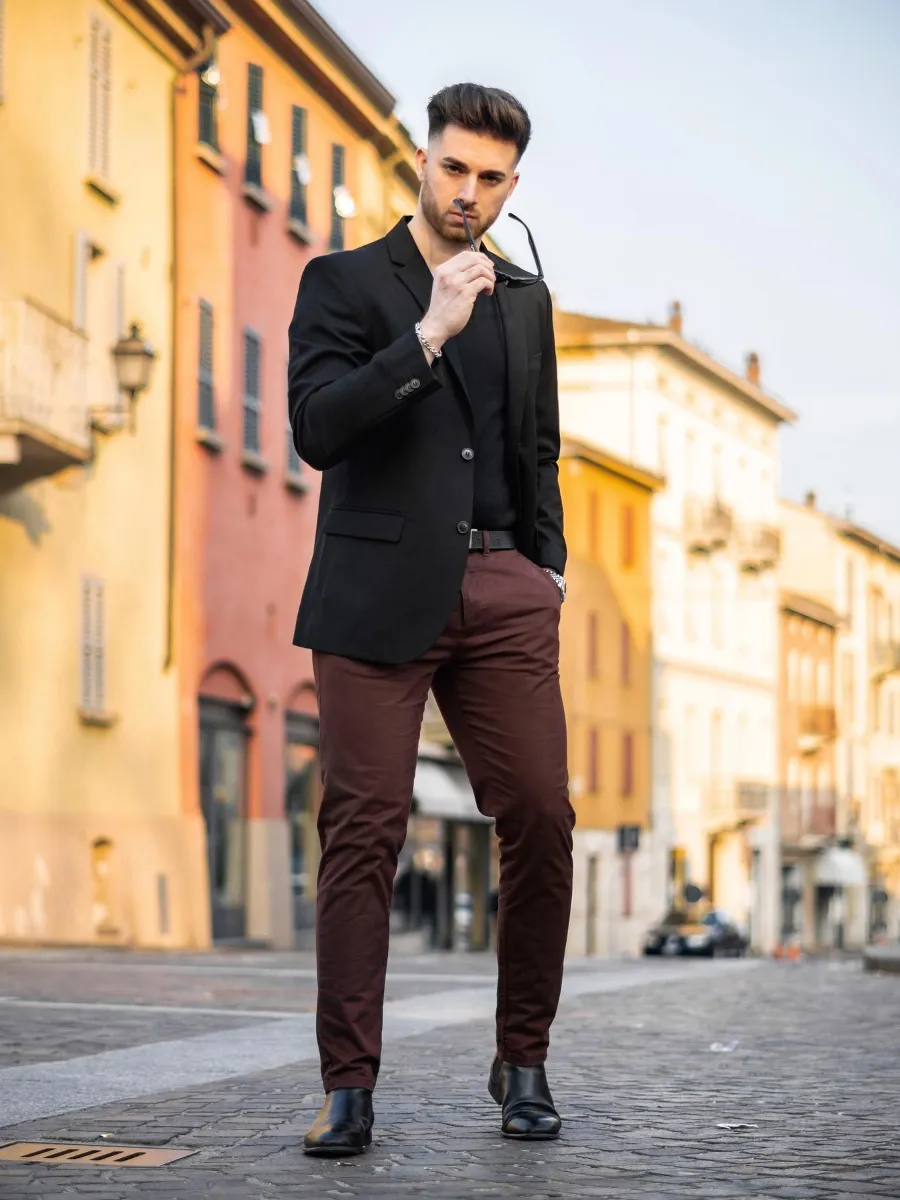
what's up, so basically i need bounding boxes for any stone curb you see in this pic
[863,944,900,973]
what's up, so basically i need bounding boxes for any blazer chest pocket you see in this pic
[324,506,406,542]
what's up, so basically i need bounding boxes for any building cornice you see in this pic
[781,590,839,629]
[560,435,665,493]
[555,315,797,426]
[227,0,408,160]
[833,518,900,568]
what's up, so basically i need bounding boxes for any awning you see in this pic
[412,760,492,825]
[815,846,868,888]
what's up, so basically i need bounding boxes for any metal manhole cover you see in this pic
[0,1142,197,1167]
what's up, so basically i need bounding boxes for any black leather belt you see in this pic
[468,529,516,552]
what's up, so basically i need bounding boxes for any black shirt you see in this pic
[454,291,517,530]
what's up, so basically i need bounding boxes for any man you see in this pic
[288,82,574,1156]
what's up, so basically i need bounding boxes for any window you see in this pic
[81,575,106,712]
[88,15,112,178]
[656,414,668,473]
[199,59,219,150]
[787,650,799,702]
[587,728,600,793]
[286,359,301,477]
[845,558,855,625]
[242,330,261,452]
[245,64,263,186]
[800,655,814,704]
[842,650,855,726]
[198,301,215,429]
[712,567,724,648]
[816,658,831,705]
[587,491,599,560]
[620,852,633,918]
[290,106,308,224]
[620,620,631,687]
[621,732,634,797]
[621,505,635,568]
[330,143,345,251]
[587,612,598,678]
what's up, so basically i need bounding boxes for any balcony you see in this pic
[797,705,837,753]
[704,779,774,827]
[872,641,900,680]
[781,786,838,846]
[0,298,92,492]
[737,522,781,572]
[684,497,733,553]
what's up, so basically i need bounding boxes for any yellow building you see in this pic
[557,437,664,957]
[0,0,231,946]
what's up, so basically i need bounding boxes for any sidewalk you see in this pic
[0,951,898,1197]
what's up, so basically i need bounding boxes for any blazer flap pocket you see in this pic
[325,506,405,542]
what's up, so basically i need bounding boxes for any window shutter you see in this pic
[587,612,598,678]
[73,231,88,331]
[89,16,112,178]
[199,60,218,150]
[198,301,215,429]
[622,732,634,797]
[588,728,600,793]
[243,330,261,452]
[245,64,263,185]
[81,576,106,712]
[290,106,308,224]
[329,144,345,251]
[286,356,301,476]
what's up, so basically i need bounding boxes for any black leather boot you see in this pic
[303,1088,374,1156]
[489,1056,561,1140]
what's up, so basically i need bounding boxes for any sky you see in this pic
[316,0,900,540]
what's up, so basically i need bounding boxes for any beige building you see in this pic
[778,591,840,948]
[556,304,795,953]
[780,494,900,945]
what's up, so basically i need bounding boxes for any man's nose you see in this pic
[455,178,478,206]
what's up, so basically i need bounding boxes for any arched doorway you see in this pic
[199,664,254,941]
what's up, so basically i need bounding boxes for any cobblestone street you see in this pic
[0,948,898,1198]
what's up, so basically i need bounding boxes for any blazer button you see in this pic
[456,520,471,535]
[394,388,404,400]
[461,448,475,461]
[410,378,420,389]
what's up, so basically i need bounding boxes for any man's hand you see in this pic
[418,252,495,355]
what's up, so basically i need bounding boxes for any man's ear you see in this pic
[415,146,428,184]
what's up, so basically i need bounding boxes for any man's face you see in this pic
[416,125,520,244]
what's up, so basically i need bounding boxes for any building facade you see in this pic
[780,495,900,945]
[172,0,426,947]
[555,304,795,953]
[778,590,840,949]
[557,438,663,957]
[0,0,228,946]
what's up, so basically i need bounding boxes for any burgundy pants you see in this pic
[312,548,575,1091]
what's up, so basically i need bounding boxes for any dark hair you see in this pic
[427,83,531,160]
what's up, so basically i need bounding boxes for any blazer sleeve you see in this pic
[288,253,441,470]
[535,288,567,575]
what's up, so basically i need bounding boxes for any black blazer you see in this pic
[287,217,566,665]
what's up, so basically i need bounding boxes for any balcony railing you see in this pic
[0,298,92,490]
[781,786,838,845]
[797,705,837,751]
[872,641,900,679]
[704,778,774,825]
[737,522,781,572]
[684,497,734,553]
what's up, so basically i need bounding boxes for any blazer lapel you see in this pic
[386,218,471,415]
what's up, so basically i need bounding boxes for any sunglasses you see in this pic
[452,199,544,289]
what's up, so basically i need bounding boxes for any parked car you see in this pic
[643,906,748,958]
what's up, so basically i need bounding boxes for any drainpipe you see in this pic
[165,24,217,671]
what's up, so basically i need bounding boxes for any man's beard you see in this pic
[421,179,483,243]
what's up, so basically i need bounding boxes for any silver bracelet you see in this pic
[415,321,442,358]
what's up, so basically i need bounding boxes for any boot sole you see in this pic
[302,1143,369,1157]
